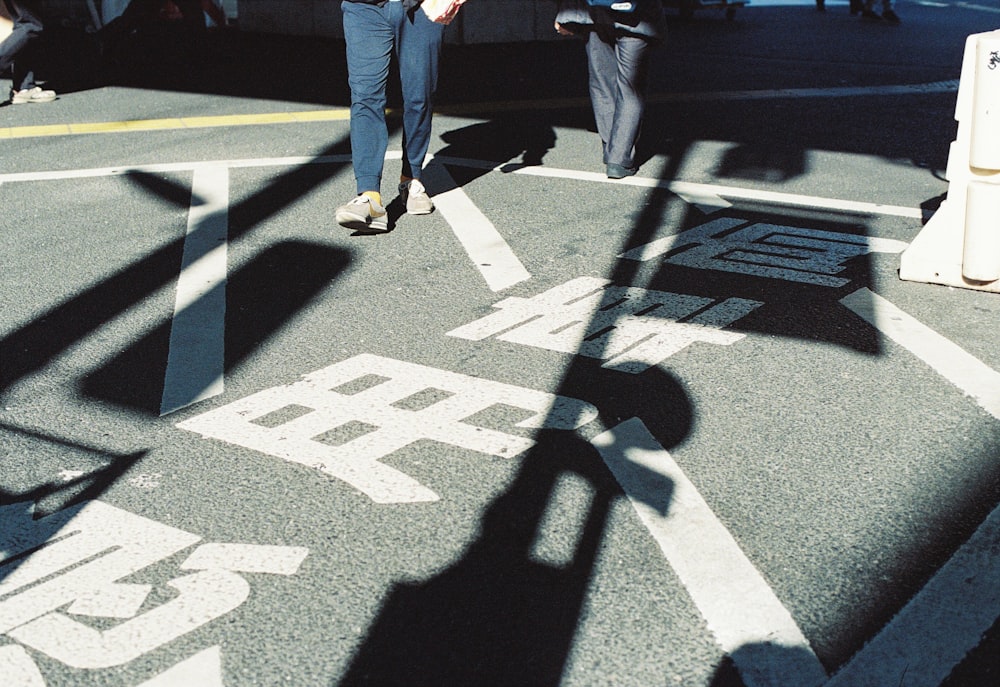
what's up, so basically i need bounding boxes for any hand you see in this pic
[554,21,573,35]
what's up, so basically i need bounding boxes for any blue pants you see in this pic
[586,28,652,171]
[0,0,45,92]
[341,1,444,194]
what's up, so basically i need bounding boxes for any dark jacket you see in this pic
[555,0,666,41]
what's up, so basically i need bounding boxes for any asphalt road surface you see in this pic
[2,2,1000,685]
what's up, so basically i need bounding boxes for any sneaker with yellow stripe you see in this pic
[335,194,388,233]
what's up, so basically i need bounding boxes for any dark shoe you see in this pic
[860,8,882,19]
[607,163,637,179]
[882,8,900,22]
[849,0,863,13]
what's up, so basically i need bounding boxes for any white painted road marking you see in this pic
[0,500,307,672]
[448,276,762,373]
[619,217,910,287]
[421,161,531,292]
[136,646,224,687]
[160,165,230,416]
[840,288,1000,421]
[177,354,599,503]
[0,154,925,221]
[432,155,925,220]
[0,645,46,687]
[825,502,1000,687]
[592,418,829,687]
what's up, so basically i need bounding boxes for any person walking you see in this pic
[0,0,55,104]
[860,0,900,23]
[554,0,665,179]
[334,0,446,233]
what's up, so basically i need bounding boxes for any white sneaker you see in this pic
[10,86,57,104]
[335,194,388,233]
[399,178,434,215]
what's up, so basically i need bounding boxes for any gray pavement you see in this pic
[3,2,1000,686]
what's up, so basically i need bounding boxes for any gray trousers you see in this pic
[586,27,653,171]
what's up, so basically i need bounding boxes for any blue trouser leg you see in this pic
[0,0,44,91]
[342,1,394,194]
[586,28,651,170]
[395,5,444,181]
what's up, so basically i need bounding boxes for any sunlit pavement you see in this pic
[2,3,1000,686]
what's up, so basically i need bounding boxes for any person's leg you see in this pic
[604,33,651,175]
[336,1,394,231]
[585,28,617,166]
[395,3,444,183]
[0,0,43,88]
[342,0,394,195]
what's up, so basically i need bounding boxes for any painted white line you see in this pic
[160,166,229,416]
[421,161,531,292]
[840,288,1000,421]
[0,645,46,687]
[432,155,923,219]
[2,153,923,221]
[825,503,1000,687]
[592,418,828,687]
[180,543,309,575]
[648,81,960,105]
[137,646,224,687]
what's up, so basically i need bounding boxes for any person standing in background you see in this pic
[0,0,56,104]
[335,0,445,233]
[554,0,665,179]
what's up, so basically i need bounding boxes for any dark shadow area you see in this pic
[341,427,670,686]
[126,168,203,208]
[338,144,694,687]
[715,143,808,183]
[437,118,558,172]
[0,131,358,405]
[941,612,1000,686]
[80,240,351,413]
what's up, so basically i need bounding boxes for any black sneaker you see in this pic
[860,8,882,19]
[882,8,900,22]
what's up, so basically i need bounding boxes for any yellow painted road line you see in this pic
[0,108,352,140]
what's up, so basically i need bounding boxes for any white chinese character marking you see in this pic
[176,354,599,504]
[447,277,762,373]
[619,217,908,287]
[0,500,307,672]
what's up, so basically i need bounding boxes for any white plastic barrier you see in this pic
[899,29,1000,293]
